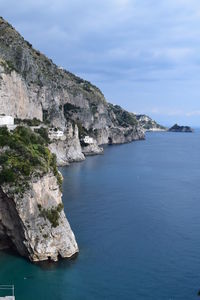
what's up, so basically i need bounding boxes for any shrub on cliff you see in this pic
[14,117,42,127]
[38,203,64,228]
[0,126,62,194]
[108,104,138,127]
[34,127,50,144]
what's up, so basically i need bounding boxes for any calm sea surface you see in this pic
[1,132,200,299]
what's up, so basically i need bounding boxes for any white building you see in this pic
[82,136,94,144]
[0,115,14,126]
[48,128,64,140]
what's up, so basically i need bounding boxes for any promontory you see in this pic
[0,16,148,262]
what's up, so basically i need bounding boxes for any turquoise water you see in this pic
[1,132,200,299]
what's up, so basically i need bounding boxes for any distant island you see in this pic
[168,124,193,133]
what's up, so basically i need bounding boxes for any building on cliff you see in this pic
[48,128,64,140]
[0,115,14,126]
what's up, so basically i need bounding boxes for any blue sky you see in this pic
[1,0,200,126]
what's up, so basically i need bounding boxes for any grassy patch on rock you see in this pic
[0,126,62,195]
[38,203,64,228]
[108,104,138,127]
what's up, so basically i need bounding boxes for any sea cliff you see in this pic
[0,172,78,261]
[136,114,167,132]
[0,126,78,261]
[0,16,145,165]
[0,16,146,262]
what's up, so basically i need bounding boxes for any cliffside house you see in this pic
[48,128,64,140]
[82,136,94,145]
[0,115,14,127]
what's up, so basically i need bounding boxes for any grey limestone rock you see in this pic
[0,172,78,262]
[0,17,145,167]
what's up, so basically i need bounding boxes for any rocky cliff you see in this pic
[136,114,167,131]
[0,17,144,164]
[0,172,78,261]
[0,16,146,262]
[0,126,78,261]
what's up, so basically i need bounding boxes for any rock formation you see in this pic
[0,172,78,261]
[0,126,78,261]
[0,16,145,166]
[168,124,193,133]
[136,114,167,131]
[0,16,147,262]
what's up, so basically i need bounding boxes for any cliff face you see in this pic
[0,126,78,261]
[48,123,85,166]
[0,17,145,262]
[0,172,78,261]
[0,17,145,165]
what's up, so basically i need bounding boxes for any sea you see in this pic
[1,131,200,299]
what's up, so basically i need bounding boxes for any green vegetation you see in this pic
[82,81,91,92]
[14,117,42,127]
[136,115,166,130]
[68,73,103,95]
[6,60,17,72]
[34,127,50,144]
[76,121,88,139]
[143,120,155,130]
[0,126,62,195]
[142,120,165,130]
[38,203,64,228]
[109,104,137,127]
[0,59,17,74]
[49,153,63,190]
[89,102,98,114]
[42,110,50,124]
[63,103,80,119]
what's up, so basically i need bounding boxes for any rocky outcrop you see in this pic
[168,124,193,133]
[0,16,145,167]
[0,126,78,262]
[81,136,103,156]
[0,17,146,263]
[0,172,78,261]
[136,114,167,131]
[49,123,85,166]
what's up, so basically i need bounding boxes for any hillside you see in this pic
[136,114,167,131]
[0,16,144,166]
